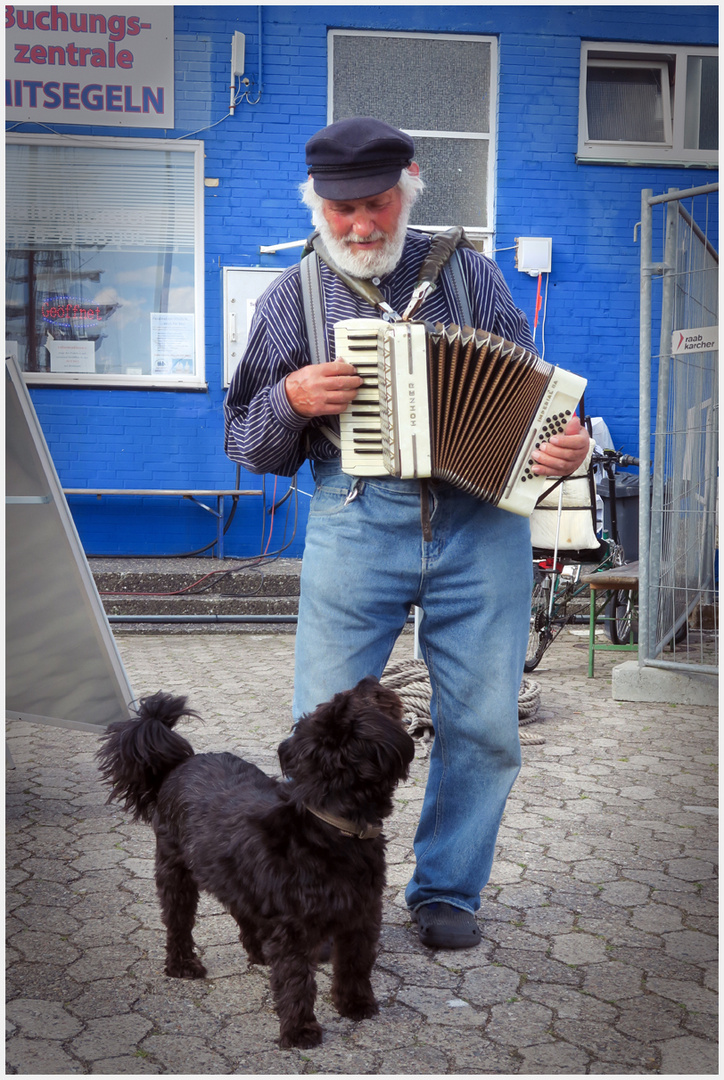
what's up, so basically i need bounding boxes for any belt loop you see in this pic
[419,479,433,542]
[344,478,361,506]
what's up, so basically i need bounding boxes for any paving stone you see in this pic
[521,981,617,1022]
[646,977,719,1015]
[551,932,609,965]
[90,1054,162,1073]
[6,998,84,1040]
[518,1040,591,1073]
[581,959,644,1002]
[485,999,554,1046]
[5,1035,84,1074]
[616,996,686,1041]
[139,1033,230,1072]
[377,1044,450,1072]
[663,929,718,964]
[395,984,484,1027]
[553,1018,658,1067]
[657,1033,719,1074]
[70,1014,155,1062]
[5,626,717,1074]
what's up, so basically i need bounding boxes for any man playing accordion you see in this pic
[225,117,589,949]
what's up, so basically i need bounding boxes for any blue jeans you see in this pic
[292,461,533,914]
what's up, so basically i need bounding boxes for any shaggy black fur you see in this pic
[96,679,414,1049]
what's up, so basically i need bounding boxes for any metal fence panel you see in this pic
[639,185,718,676]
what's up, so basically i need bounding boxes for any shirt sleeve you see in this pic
[223,268,312,477]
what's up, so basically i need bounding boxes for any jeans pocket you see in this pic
[309,476,360,518]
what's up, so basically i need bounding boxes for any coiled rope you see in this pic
[381,659,545,752]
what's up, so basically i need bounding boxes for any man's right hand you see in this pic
[284,361,363,418]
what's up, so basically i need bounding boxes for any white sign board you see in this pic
[671,327,718,355]
[5,5,174,128]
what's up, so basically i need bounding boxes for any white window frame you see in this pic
[578,41,718,167]
[328,29,498,255]
[6,132,206,389]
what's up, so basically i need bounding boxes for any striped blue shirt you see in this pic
[224,230,536,476]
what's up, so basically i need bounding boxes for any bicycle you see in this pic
[524,448,640,672]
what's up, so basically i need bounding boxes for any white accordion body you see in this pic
[334,317,587,518]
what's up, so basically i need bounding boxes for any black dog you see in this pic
[96,678,414,1049]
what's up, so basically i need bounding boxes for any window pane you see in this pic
[685,55,719,150]
[332,34,491,133]
[410,137,488,228]
[586,65,666,143]
[6,248,195,376]
[5,141,199,380]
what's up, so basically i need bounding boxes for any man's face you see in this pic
[318,185,409,278]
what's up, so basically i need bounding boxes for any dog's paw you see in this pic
[335,996,379,1021]
[165,956,207,979]
[280,1021,323,1049]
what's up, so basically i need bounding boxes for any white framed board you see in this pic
[222,266,283,387]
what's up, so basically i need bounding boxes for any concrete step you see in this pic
[88,557,302,633]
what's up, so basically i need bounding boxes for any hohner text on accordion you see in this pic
[333,318,586,517]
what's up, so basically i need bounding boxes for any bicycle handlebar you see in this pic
[592,449,640,469]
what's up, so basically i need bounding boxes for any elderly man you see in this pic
[225,117,589,949]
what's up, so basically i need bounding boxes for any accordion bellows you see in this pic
[334,317,587,519]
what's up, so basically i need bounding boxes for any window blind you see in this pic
[6,143,196,252]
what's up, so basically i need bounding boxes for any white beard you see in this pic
[315,207,411,280]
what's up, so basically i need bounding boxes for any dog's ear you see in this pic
[277,731,297,778]
[351,708,416,783]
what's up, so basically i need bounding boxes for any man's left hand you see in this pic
[531,415,590,477]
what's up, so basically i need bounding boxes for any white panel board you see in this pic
[223,267,282,386]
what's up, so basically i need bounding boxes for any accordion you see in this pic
[334,317,587,518]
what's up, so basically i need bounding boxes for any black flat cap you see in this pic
[306,117,415,200]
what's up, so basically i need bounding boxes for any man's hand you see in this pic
[285,361,362,418]
[531,414,590,477]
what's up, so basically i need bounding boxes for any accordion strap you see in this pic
[402,227,475,323]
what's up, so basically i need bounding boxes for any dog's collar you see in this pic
[303,803,382,840]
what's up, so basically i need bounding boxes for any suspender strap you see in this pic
[300,247,330,365]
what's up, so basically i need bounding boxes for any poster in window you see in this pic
[48,338,96,373]
[150,313,195,376]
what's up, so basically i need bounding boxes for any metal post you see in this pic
[638,190,653,666]
[648,194,678,658]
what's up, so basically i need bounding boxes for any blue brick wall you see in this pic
[11,5,718,557]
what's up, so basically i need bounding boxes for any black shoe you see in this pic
[412,902,482,949]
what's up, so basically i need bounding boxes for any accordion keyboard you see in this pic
[335,319,389,476]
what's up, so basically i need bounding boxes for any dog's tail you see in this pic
[96,691,198,823]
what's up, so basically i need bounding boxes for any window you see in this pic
[329,30,497,251]
[6,134,205,387]
[578,42,718,166]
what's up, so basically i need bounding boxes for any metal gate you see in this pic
[639,184,718,677]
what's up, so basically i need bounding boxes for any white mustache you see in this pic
[343,230,387,245]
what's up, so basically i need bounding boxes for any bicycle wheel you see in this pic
[605,588,638,644]
[525,580,551,671]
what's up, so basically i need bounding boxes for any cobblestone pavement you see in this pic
[6,628,718,1075]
